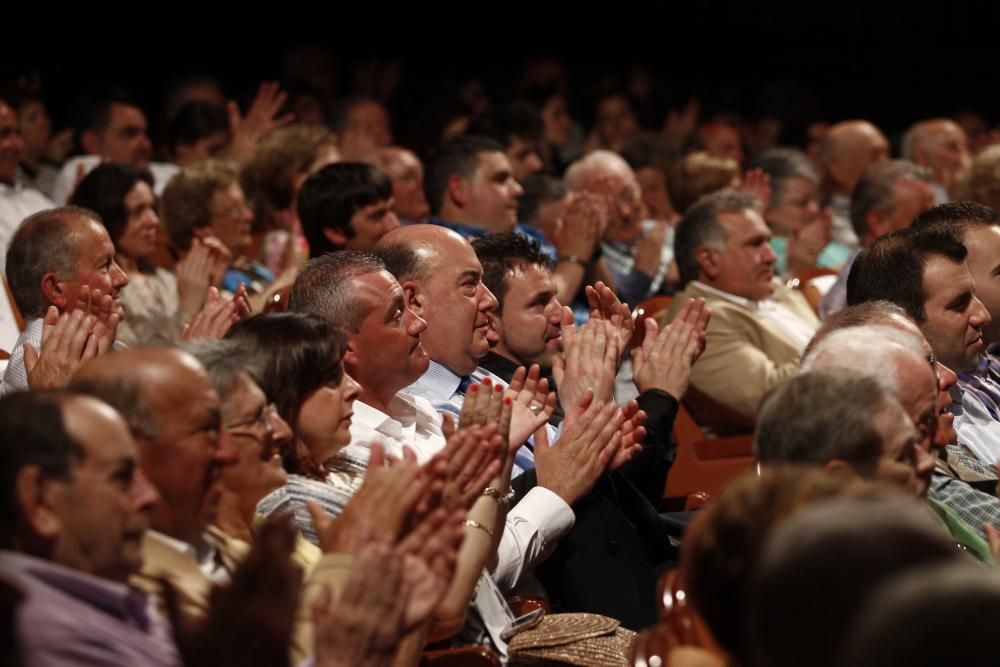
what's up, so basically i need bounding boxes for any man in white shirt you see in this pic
[2,206,128,395]
[288,247,573,592]
[0,97,53,276]
[665,188,819,432]
[50,90,178,204]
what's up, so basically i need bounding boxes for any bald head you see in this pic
[71,347,228,544]
[901,119,971,192]
[821,121,890,195]
[376,224,497,375]
[366,146,430,223]
[564,149,636,192]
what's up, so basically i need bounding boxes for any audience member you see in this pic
[902,118,972,203]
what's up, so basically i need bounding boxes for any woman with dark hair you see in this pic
[70,163,222,346]
[225,312,361,545]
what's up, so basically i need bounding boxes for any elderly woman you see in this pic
[225,312,362,545]
[161,159,297,313]
[70,163,223,346]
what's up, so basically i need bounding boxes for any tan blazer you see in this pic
[662,281,819,432]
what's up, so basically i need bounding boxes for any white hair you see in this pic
[564,150,635,192]
[800,324,929,396]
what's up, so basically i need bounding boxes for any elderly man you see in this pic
[50,90,178,204]
[2,206,127,394]
[0,389,171,665]
[820,160,935,317]
[0,97,53,274]
[665,189,818,432]
[297,162,400,255]
[819,120,890,249]
[755,366,993,563]
[565,149,672,305]
[902,119,972,203]
[365,146,430,224]
[848,216,1000,468]
[472,231,710,628]
[70,348,239,620]
[804,305,1000,541]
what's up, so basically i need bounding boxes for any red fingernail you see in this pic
[469,385,478,393]
[495,384,503,393]
[504,397,512,405]
[482,378,492,386]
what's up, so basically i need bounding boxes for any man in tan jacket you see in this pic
[664,189,819,433]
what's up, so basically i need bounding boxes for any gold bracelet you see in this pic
[463,519,494,538]
[482,486,516,508]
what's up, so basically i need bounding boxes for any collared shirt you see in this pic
[819,249,861,320]
[690,280,817,347]
[951,354,1000,465]
[600,222,675,307]
[0,550,178,667]
[146,529,230,585]
[929,468,1000,543]
[403,363,574,591]
[827,193,860,250]
[0,181,53,275]
[345,391,446,463]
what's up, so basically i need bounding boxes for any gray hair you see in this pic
[800,324,929,394]
[673,188,760,287]
[563,150,634,192]
[182,339,260,398]
[288,251,386,332]
[751,148,818,208]
[755,367,896,475]
[6,206,96,318]
[850,160,932,239]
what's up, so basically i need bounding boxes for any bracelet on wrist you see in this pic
[463,519,494,538]
[483,486,516,508]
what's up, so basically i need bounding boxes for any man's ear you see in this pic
[446,174,468,209]
[343,335,360,368]
[80,129,102,156]
[402,281,424,316]
[40,272,70,311]
[15,465,61,543]
[865,209,889,242]
[695,247,719,280]
[322,226,348,248]
[823,459,856,477]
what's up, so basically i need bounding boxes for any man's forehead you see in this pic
[718,208,767,237]
[922,255,973,294]
[474,150,512,175]
[353,269,401,303]
[108,103,147,127]
[62,395,136,461]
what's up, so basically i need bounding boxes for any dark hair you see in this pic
[297,162,393,255]
[225,313,346,478]
[75,87,142,136]
[375,235,430,285]
[167,101,229,153]
[5,207,96,318]
[620,133,677,173]
[289,251,386,331]
[0,391,81,544]
[424,134,506,215]
[466,102,544,149]
[846,225,967,323]
[70,163,154,260]
[518,174,567,227]
[909,200,1000,235]
[472,232,554,315]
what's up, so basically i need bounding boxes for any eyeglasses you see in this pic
[225,403,278,438]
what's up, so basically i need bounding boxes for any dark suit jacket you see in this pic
[481,353,680,630]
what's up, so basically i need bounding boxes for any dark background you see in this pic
[4,2,1000,149]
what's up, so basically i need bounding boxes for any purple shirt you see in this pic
[0,550,178,666]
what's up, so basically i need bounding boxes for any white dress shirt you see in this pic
[357,371,575,592]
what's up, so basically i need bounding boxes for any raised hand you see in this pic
[25,306,105,389]
[181,287,239,341]
[225,82,295,166]
[505,365,557,447]
[632,297,710,398]
[533,393,625,505]
[740,167,772,210]
[436,424,503,512]
[585,280,635,352]
[552,318,622,415]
